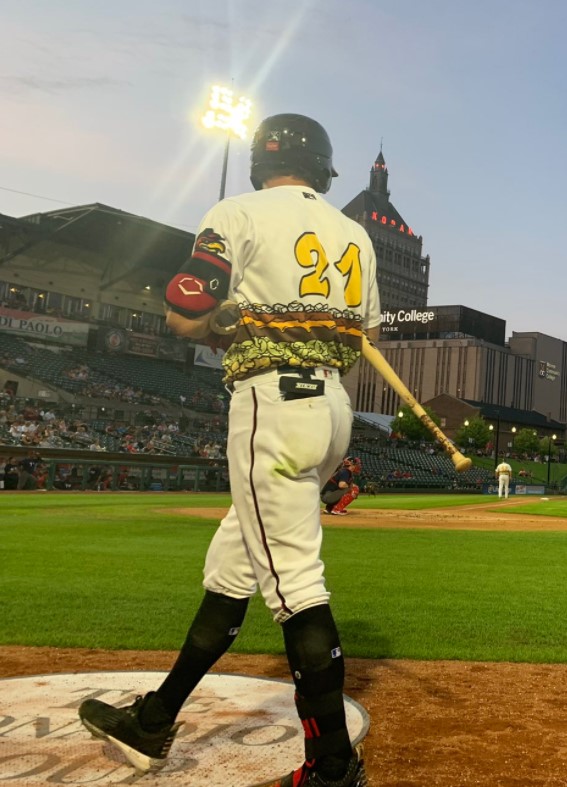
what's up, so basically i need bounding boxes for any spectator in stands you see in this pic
[9,420,25,442]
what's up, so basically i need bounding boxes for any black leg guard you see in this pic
[283,604,344,697]
[153,590,249,721]
[282,604,352,768]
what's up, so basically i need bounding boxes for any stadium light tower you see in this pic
[202,85,253,201]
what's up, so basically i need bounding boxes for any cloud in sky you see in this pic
[0,0,566,340]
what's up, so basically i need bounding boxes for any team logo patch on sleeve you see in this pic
[195,228,227,256]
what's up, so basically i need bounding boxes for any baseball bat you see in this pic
[208,300,472,472]
[361,334,472,472]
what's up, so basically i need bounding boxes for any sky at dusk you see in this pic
[1,0,566,341]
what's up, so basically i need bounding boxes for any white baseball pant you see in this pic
[203,366,352,622]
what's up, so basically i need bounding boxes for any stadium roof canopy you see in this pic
[354,412,395,434]
[0,203,195,290]
[464,400,564,431]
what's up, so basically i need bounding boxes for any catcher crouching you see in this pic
[321,456,361,516]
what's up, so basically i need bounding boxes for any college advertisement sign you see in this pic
[379,308,437,334]
[0,307,89,346]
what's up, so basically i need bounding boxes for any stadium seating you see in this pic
[1,335,496,489]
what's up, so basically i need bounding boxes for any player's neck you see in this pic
[262,175,313,189]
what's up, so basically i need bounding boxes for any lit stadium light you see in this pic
[202,85,253,140]
[202,85,253,200]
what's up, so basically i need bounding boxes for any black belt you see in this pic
[227,365,325,395]
[276,364,319,377]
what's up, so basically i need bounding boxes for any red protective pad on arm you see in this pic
[165,274,218,318]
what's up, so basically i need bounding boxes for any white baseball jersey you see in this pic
[193,185,380,382]
[496,462,512,477]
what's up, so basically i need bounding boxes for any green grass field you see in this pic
[3,492,567,663]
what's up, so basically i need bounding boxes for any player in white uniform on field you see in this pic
[495,460,512,498]
[79,113,380,787]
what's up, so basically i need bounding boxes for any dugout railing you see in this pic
[42,458,229,492]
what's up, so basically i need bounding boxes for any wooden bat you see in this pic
[208,300,472,472]
[362,334,472,472]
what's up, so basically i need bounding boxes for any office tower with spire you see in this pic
[342,148,430,311]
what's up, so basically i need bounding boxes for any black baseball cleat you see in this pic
[256,745,368,787]
[79,692,182,773]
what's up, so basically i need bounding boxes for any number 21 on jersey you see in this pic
[294,232,362,308]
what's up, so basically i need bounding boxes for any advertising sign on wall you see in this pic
[97,327,186,361]
[0,307,89,346]
[193,344,225,370]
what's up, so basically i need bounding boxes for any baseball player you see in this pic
[321,456,362,515]
[78,113,379,787]
[495,459,512,499]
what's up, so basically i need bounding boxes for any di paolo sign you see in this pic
[380,308,436,333]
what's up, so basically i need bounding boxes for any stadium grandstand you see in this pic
[0,205,561,494]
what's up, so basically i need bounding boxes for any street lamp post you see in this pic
[510,426,517,456]
[547,434,557,489]
[202,85,253,201]
[463,419,474,453]
[489,414,501,470]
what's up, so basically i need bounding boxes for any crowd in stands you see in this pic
[0,385,517,494]
[2,330,561,493]
[0,391,227,462]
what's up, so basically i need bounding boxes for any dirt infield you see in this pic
[3,500,567,786]
[171,499,567,532]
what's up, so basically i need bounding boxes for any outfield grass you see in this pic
[3,493,567,663]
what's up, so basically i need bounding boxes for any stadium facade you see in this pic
[0,164,566,445]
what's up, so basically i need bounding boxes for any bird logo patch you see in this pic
[195,228,227,255]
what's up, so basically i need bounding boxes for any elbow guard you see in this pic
[165,227,232,318]
[165,274,218,318]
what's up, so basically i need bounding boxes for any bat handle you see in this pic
[209,300,241,335]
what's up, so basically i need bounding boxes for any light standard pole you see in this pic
[202,85,253,201]
[219,132,231,202]
[547,434,557,489]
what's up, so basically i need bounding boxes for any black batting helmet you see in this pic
[250,113,338,193]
